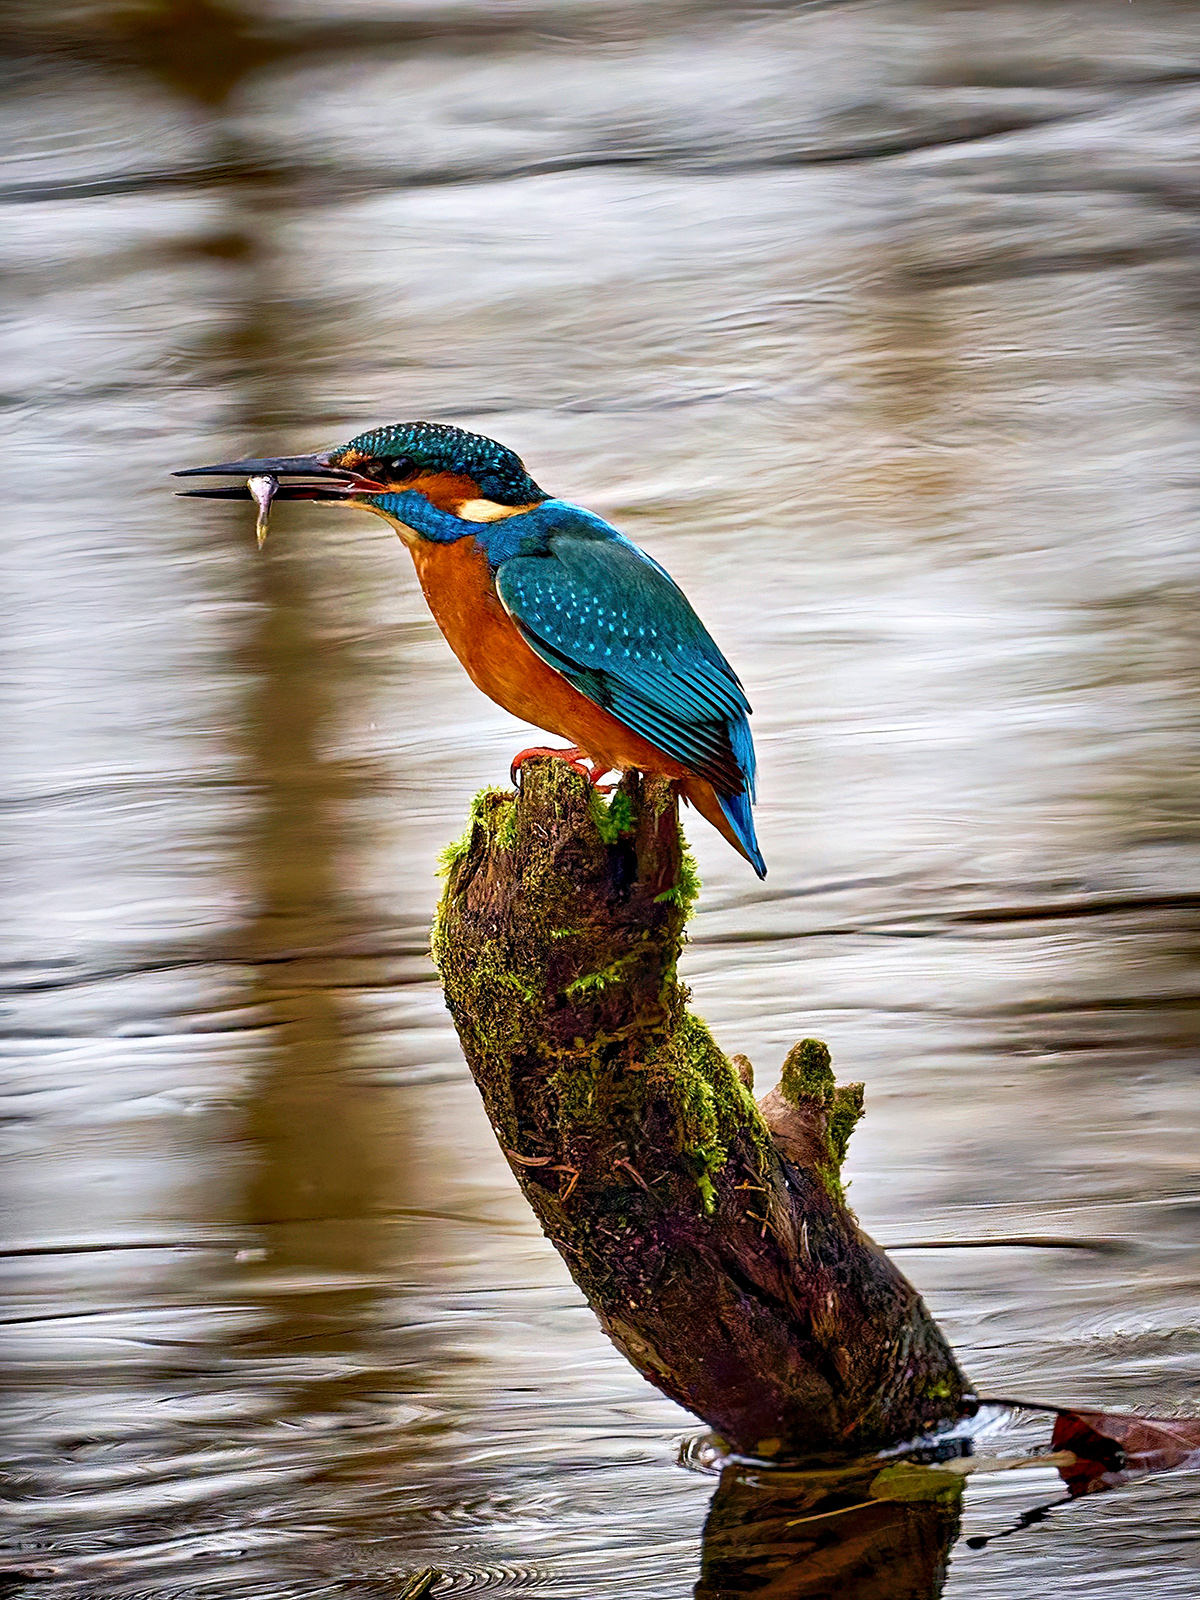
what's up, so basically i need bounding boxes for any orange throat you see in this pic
[402,535,678,778]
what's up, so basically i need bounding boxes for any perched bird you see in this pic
[176,422,765,876]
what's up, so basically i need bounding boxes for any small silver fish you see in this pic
[247,474,278,548]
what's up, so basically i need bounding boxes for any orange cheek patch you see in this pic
[410,470,484,512]
[324,460,527,514]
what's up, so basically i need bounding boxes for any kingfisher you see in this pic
[176,422,765,877]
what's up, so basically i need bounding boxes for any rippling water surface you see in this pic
[4,1,1200,1594]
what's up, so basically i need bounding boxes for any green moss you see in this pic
[642,1010,776,1214]
[493,796,518,852]
[589,786,635,844]
[653,835,701,916]
[546,1005,776,1219]
[780,1038,835,1107]
[777,1039,864,1204]
[565,951,640,998]
[828,1082,865,1166]
[681,1075,723,1179]
[694,1168,719,1216]
[495,968,540,1004]
[436,786,515,877]
[432,788,527,996]
[551,1054,603,1124]
[436,832,472,880]
[814,1160,846,1206]
[450,937,540,1050]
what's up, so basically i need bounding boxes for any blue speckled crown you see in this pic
[339,421,547,506]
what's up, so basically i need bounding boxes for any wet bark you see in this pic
[434,759,970,1459]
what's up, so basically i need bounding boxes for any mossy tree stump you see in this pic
[434,760,970,1458]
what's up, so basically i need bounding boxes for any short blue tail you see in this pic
[718,788,766,879]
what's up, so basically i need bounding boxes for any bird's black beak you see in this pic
[173,452,388,546]
[173,453,364,501]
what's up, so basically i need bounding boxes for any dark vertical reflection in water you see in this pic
[222,244,404,1410]
[172,37,421,1482]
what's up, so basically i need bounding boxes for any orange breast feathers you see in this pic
[407,535,689,780]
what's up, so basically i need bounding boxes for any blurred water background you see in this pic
[4,0,1200,1594]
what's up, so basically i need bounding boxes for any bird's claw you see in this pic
[510,745,601,788]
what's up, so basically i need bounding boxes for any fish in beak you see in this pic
[173,452,387,547]
[247,475,277,547]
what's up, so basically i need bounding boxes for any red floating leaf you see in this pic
[1051,1408,1200,1496]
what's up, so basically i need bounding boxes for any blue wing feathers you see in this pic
[492,512,763,873]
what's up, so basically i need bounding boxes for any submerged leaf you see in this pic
[1051,1408,1200,1496]
[869,1462,964,1505]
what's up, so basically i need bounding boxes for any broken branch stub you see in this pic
[433,760,969,1458]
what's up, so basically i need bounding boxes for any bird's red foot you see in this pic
[510,744,592,786]
[509,745,618,789]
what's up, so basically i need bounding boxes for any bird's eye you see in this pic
[387,456,415,477]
